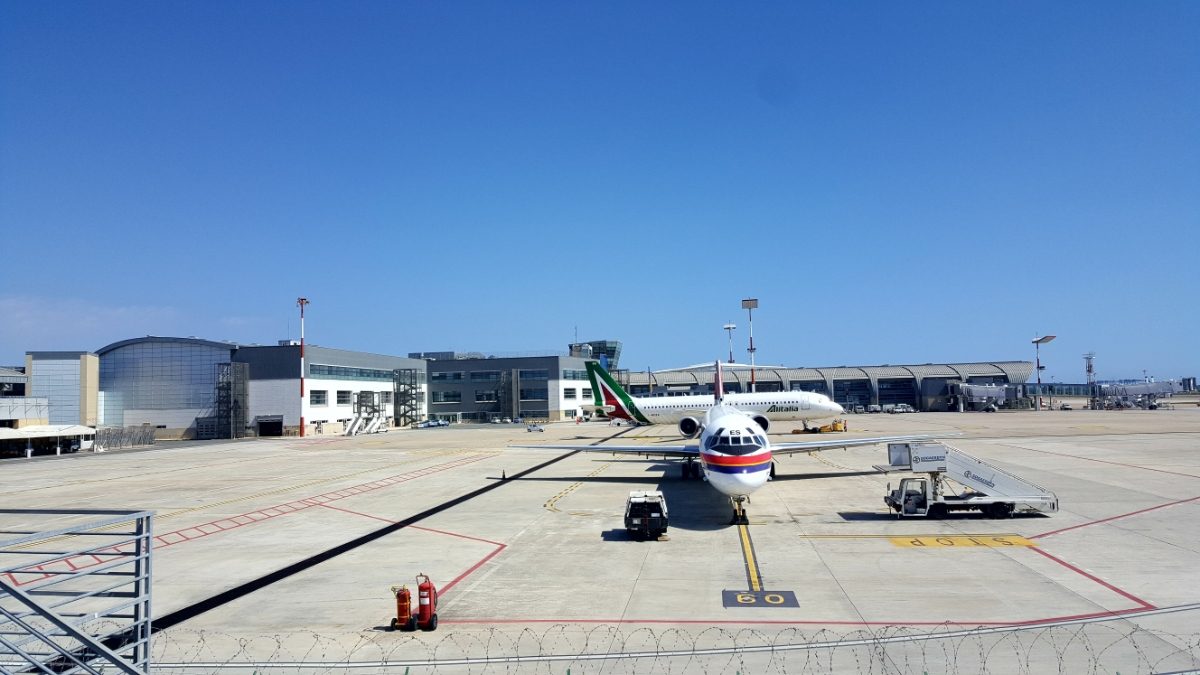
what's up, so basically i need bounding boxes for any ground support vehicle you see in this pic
[798,419,847,433]
[878,441,1058,518]
[624,491,669,540]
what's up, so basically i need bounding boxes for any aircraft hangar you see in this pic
[619,361,1035,412]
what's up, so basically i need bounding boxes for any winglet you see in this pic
[714,360,724,405]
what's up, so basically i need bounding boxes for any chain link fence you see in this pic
[95,424,156,450]
[149,612,1200,674]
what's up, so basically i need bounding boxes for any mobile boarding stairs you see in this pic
[876,441,1059,518]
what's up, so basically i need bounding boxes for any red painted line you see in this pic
[1015,445,1200,479]
[8,454,492,586]
[1028,546,1154,609]
[410,525,505,547]
[439,544,506,596]
[310,502,394,524]
[304,502,506,598]
[1033,495,1200,539]
[443,606,1153,627]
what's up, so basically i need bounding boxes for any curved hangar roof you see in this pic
[96,336,240,356]
[636,361,1034,386]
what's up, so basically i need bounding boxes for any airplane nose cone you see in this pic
[830,401,845,415]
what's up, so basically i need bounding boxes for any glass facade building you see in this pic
[98,338,237,431]
[26,352,98,426]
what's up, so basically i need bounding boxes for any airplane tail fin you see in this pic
[584,361,647,423]
[714,360,724,405]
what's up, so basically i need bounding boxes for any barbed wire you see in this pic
[145,613,1200,674]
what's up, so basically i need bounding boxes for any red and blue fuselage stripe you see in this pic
[701,452,773,474]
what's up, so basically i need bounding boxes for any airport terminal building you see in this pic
[423,353,596,422]
[95,337,426,439]
[621,361,1035,412]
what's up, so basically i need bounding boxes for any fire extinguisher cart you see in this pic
[390,573,438,631]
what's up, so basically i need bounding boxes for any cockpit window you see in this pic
[705,429,724,450]
[707,430,763,456]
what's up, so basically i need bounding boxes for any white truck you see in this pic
[624,491,669,540]
[878,441,1058,518]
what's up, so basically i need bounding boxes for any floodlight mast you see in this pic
[742,299,758,392]
[1032,334,1056,411]
[723,323,736,364]
[298,297,310,436]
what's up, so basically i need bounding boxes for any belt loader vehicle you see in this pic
[878,441,1058,518]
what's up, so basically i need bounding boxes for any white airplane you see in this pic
[585,360,844,437]
[525,362,945,523]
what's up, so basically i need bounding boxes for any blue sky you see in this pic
[2,2,1196,382]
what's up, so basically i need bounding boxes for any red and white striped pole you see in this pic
[298,297,310,437]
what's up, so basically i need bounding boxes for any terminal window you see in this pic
[563,388,577,399]
[337,390,352,405]
[310,390,328,406]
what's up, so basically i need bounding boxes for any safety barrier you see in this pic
[0,509,154,674]
[148,606,1200,673]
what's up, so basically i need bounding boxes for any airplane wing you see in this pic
[770,433,953,457]
[510,443,699,458]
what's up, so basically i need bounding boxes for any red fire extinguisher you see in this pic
[415,573,438,631]
[389,585,416,631]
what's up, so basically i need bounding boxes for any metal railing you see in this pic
[0,509,154,674]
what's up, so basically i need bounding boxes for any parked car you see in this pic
[853,405,866,414]
[416,420,435,429]
[526,423,544,432]
[866,404,882,413]
[1059,403,1072,410]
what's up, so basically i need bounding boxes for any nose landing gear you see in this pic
[730,496,750,525]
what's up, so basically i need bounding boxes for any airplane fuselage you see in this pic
[627,391,842,425]
[695,405,773,499]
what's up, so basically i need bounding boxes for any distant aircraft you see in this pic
[525,363,942,523]
[585,360,844,437]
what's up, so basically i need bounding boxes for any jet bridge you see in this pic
[877,441,1058,518]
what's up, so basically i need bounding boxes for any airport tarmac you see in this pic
[3,408,1200,672]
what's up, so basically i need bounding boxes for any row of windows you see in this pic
[309,364,399,382]
[562,387,593,399]
[519,388,547,400]
[430,369,566,382]
[433,391,462,403]
[310,390,394,405]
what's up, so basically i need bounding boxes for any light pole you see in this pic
[1032,335,1055,411]
[723,322,736,364]
[298,297,310,436]
[741,298,758,392]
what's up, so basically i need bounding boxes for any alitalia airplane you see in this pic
[523,363,943,523]
[585,360,844,437]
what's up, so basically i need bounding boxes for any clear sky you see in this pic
[2,2,1196,383]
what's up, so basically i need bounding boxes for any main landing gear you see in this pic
[730,496,750,525]
[680,459,702,480]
